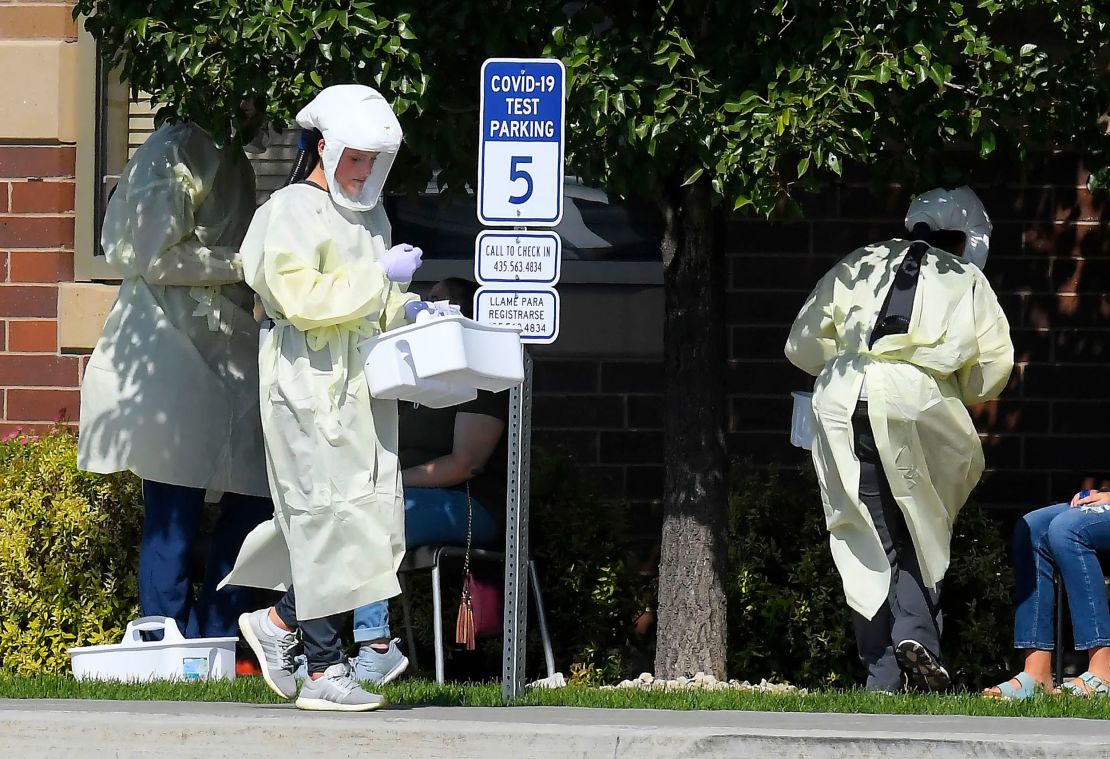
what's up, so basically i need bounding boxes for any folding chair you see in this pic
[395,545,556,684]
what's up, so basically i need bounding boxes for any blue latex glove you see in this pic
[404,300,431,322]
[380,243,423,282]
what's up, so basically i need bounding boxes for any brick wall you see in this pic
[532,154,1110,526]
[0,145,82,437]
[0,2,82,436]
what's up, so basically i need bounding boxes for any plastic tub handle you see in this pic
[121,616,186,646]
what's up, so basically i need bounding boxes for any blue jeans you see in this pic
[352,487,497,642]
[140,480,273,638]
[1013,502,1110,651]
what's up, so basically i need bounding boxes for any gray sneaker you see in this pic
[295,663,385,712]
[238,609,300,699]
[351,639,410,686]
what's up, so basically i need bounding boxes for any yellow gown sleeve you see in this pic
[102,132,242,286]
[956,273,1015,405]
[785,265,840,377]
[258,202,394,333]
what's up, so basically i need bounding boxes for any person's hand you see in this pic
[404,300,431,322]
[1071,490,1110,508]
[380,244,423,282]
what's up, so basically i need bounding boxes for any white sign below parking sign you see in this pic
[477,58,565,227]
[474,230,561,285]
[474,286,560,345]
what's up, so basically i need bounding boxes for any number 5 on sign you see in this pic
[478,58,565,226]
[509,157,533,204]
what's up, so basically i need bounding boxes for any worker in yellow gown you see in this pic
[785,187,1014,691]
[222,85,424,712]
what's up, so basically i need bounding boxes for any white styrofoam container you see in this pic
[67,616,237,682]
[790,391,815,451]
[360,314,524,408]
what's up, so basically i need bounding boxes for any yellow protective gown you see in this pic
[220,182,417,620]
[785,239,1014,619]
[78,122,268,498]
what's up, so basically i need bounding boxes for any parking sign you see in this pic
[478,58,565,227]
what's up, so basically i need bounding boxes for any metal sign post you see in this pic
[501,349,532,698]
[476,57,565,699]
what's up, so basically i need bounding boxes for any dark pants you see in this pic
[274,586,347,674]
[140,480,272,639]
[850,407,943,691]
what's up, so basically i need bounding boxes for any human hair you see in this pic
[284,128,324,186]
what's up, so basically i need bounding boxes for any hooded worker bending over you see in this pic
[785,186,1014,692]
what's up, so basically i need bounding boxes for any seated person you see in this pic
[351,277,509,685]
[985,487,1110,699]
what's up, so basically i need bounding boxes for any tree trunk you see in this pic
[653,178,729,679]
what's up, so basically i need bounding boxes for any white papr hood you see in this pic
[905,185,992,269]
[296,84,402,211]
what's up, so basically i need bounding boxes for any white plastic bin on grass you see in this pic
[790,391,815,451]
[360,313,524,408]
[67,616,236,682]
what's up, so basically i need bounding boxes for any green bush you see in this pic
[0,429,143,675]
[528,452,648,684]
[727,461,1014,690]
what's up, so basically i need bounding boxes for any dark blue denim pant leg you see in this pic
[1011,503,1069,650]
[1046,506,1110,650]
[193,493,274,638]
[139,480,207,638]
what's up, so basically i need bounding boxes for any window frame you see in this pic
[74,23,126,282]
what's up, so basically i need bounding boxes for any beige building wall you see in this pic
[0,1,88,432]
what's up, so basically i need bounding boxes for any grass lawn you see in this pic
[1,674,1110,719]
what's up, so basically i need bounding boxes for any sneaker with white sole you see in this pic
[351,639,410,686]
[896,639,951,691]
[295,663,385,712]
[238,609,300,699]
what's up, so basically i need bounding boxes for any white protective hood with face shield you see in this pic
[904,186,992,269]
[295,84,402,211]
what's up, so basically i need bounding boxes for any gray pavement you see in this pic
[1,698,1109,757]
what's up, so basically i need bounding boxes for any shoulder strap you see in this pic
[869,241,928,348]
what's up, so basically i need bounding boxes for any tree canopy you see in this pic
[76,1,1110,213]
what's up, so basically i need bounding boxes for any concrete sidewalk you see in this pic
[2,698,1109,758]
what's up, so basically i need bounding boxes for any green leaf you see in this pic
[827,153,841,176]
[678,37,695,58]
[979,131,997,157]
[681,166,704,186]
[797,156,810,177]
[733,194,752,210]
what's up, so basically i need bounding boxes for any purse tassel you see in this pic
[455,578,476,650]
